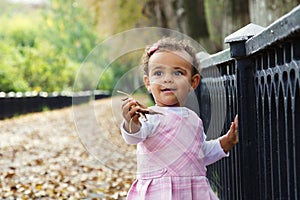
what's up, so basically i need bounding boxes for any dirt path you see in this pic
[0,98,135,199]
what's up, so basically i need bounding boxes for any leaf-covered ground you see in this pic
[0,98,136,199]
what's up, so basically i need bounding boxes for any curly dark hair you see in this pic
[141,37,200,75]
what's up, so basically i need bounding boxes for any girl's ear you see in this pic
[143,75,151,91]
[191,74,200,90]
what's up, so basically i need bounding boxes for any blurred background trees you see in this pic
[0,0,98,92]
[0,0,299,93]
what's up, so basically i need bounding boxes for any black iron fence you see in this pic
[0,90,110,119]
[197,5,300,200]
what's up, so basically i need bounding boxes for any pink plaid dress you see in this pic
[121,106,227,200]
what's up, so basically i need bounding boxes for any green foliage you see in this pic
[43,0,99,62]
[0,55,30,91]
[98,51,143,93]
[74,61,101,91]
[0,0,147,93]
[117,0,145,32]
[20,40,79,92]
[0,0,98,93]
[0,23,31,92]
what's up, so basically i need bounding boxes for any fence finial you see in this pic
[224,23,264,43]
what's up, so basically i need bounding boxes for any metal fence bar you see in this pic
[198,5,300,200]
[196,49,240,199]
[250,36,300,200]
[224,23,266,199]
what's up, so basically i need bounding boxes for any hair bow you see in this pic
[147,44,159,57]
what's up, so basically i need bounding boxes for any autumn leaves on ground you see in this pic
[0,97,136,199]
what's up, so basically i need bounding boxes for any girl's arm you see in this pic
[219,115,238,154]
[120,113,159,144]
[201,115,238,165]
[202,138,229,166]
[121,120,146,144]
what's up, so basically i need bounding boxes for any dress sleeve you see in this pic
[201,132,229,166]
[120,115,159,144]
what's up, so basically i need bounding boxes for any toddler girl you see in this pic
[120,37,238,200]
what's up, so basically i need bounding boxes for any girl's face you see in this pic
[144,51,200,107]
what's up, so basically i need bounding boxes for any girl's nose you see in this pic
[163,73,174,83]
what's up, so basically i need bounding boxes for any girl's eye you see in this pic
[174,71,183,76]
[153,71,162,76]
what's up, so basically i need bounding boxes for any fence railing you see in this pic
[0,90,110,120]
[197,5,300,200]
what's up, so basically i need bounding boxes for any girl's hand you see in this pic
[220,115,238,153]
[119,90,163,133]
[121,98,142,133]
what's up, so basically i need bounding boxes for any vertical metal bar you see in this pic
[293,39,300,200]
[295,74,300,200]
[228,41,259,199]
[263,83,268,199]
[256,84,264,199]
[285,86,292,199]
[276,47,284,198]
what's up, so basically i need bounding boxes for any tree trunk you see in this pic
[183,0,209,39]
[142,0,178,29]
[222,0,250,48]
[249,0,300,27]
[204,0,226,52]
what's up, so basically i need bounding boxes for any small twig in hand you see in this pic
[117,90,163,133]
[117,90,136,102]
[117,90,132,98]
[117,90,162,115]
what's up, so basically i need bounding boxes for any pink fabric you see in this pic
[127,177,218,200]
[123,107,222,200]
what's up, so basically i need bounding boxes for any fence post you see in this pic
[225,23,264,199]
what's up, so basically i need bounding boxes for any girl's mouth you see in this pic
[161,88,176,93]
